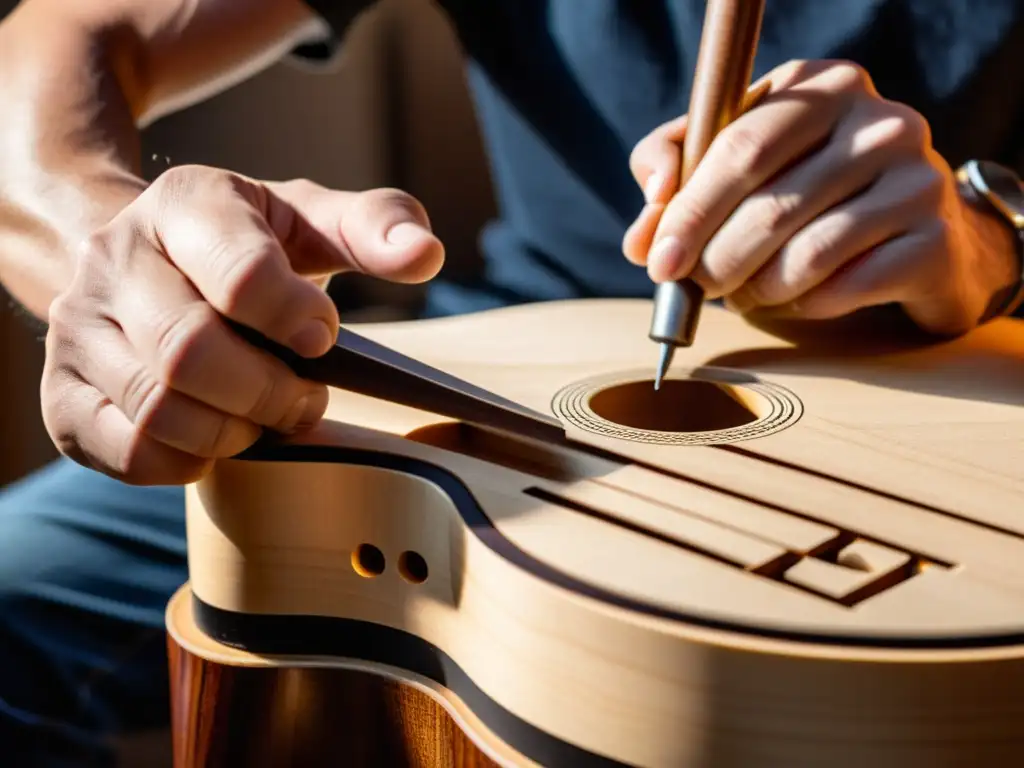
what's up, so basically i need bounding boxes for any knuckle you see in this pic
[121,366,166,425]
[40,377,76,448]
[46,292,76,331]
[719,124,770,176]
[40,376,97,471]
[70,231,119,286]
[914,165,947,207]
[879,104,931,150]
[150,165,240,220]
[73,231,110,267]
[828,60,871,92]
[797,228,839,272]
[44,304,90,372]
[900,108,930,145]
[246,371,284,423]
[210,238,281,314]
[151,303,219,388]
[279,177,321,198]
[149,165,197,204]
[771,58,808,84]
[754,191,802,234]
[153,163,217,196]
[662,195,711,243]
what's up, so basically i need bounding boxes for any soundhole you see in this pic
[551,367,802,445]
[352,544,386,578]
[588,379,762,432]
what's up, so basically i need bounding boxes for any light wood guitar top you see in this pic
[181,298,1024,767]
[249,297,1024,644]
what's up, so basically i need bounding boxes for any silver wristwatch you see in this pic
[955,159,1024,319]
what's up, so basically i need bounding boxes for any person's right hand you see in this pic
[41,165,444,486]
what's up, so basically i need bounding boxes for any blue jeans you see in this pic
[0,458,186,767]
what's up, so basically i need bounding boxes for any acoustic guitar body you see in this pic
[169,298,1024,767]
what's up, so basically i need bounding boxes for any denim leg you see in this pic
[0,458,187,767]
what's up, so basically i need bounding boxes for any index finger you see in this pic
[151,168,340,358]
[628,78,773,206]
[646,80,844,284]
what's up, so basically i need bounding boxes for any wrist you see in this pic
[960,198,1022,317]
[0,161,146,319]
[0,6,148,319]
[955,162,1024,323]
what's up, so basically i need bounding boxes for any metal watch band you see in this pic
[955,160,1024,320]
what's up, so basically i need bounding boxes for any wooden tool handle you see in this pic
[682,0,767,185]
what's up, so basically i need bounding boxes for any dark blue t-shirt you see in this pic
[302,0,1024,318]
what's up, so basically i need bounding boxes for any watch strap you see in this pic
[955,161,1024,321]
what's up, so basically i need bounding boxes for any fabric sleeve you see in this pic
[291,0,381,65]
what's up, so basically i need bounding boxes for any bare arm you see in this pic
[0,0,327,319]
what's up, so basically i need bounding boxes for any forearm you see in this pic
[0,0,324,320]
[0,5,139,319]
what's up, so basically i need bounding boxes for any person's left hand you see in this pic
[623,59,1020,336]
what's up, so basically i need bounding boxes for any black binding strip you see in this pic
[193,595,629,768]
[229,440,1024,651]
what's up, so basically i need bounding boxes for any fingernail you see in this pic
[644,171,666,204]
[279,388,329,434]
[297,387,329,429]
[289,319,333,358]
[386,221,430,247]
[647,236,687,281]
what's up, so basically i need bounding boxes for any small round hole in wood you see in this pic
[398,551,429,584]
[588,379,761,432]
[352,544,385,578]
[551,367,802,446]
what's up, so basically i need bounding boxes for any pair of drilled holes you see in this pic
[351,544,429,584]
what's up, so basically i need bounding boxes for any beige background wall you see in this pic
[0,0,494,487]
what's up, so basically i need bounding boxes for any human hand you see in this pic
[42,165,444,485]
[624,59,1021,335]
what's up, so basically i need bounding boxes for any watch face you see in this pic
[969,160,1024,228]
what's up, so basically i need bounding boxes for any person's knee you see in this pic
[0,459,187,765]
[0,519,115,766]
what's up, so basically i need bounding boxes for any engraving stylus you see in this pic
[649,0,766,389]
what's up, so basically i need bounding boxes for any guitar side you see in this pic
[166,593,513,768]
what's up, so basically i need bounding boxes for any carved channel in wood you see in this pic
[550,367,803,445]
[525,486,937,607]
[408,420,953,608]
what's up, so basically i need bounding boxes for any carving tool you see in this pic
[649,0,767,389]
[229,320,567,444]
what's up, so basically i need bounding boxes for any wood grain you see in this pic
[175,298,1024,767]
[168,628,501,768]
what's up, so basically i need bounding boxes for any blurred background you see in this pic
[0,0,496,489]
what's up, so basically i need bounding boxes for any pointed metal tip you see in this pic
[654,342,674,391]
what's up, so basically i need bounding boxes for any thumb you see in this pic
[262,180,445,284]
